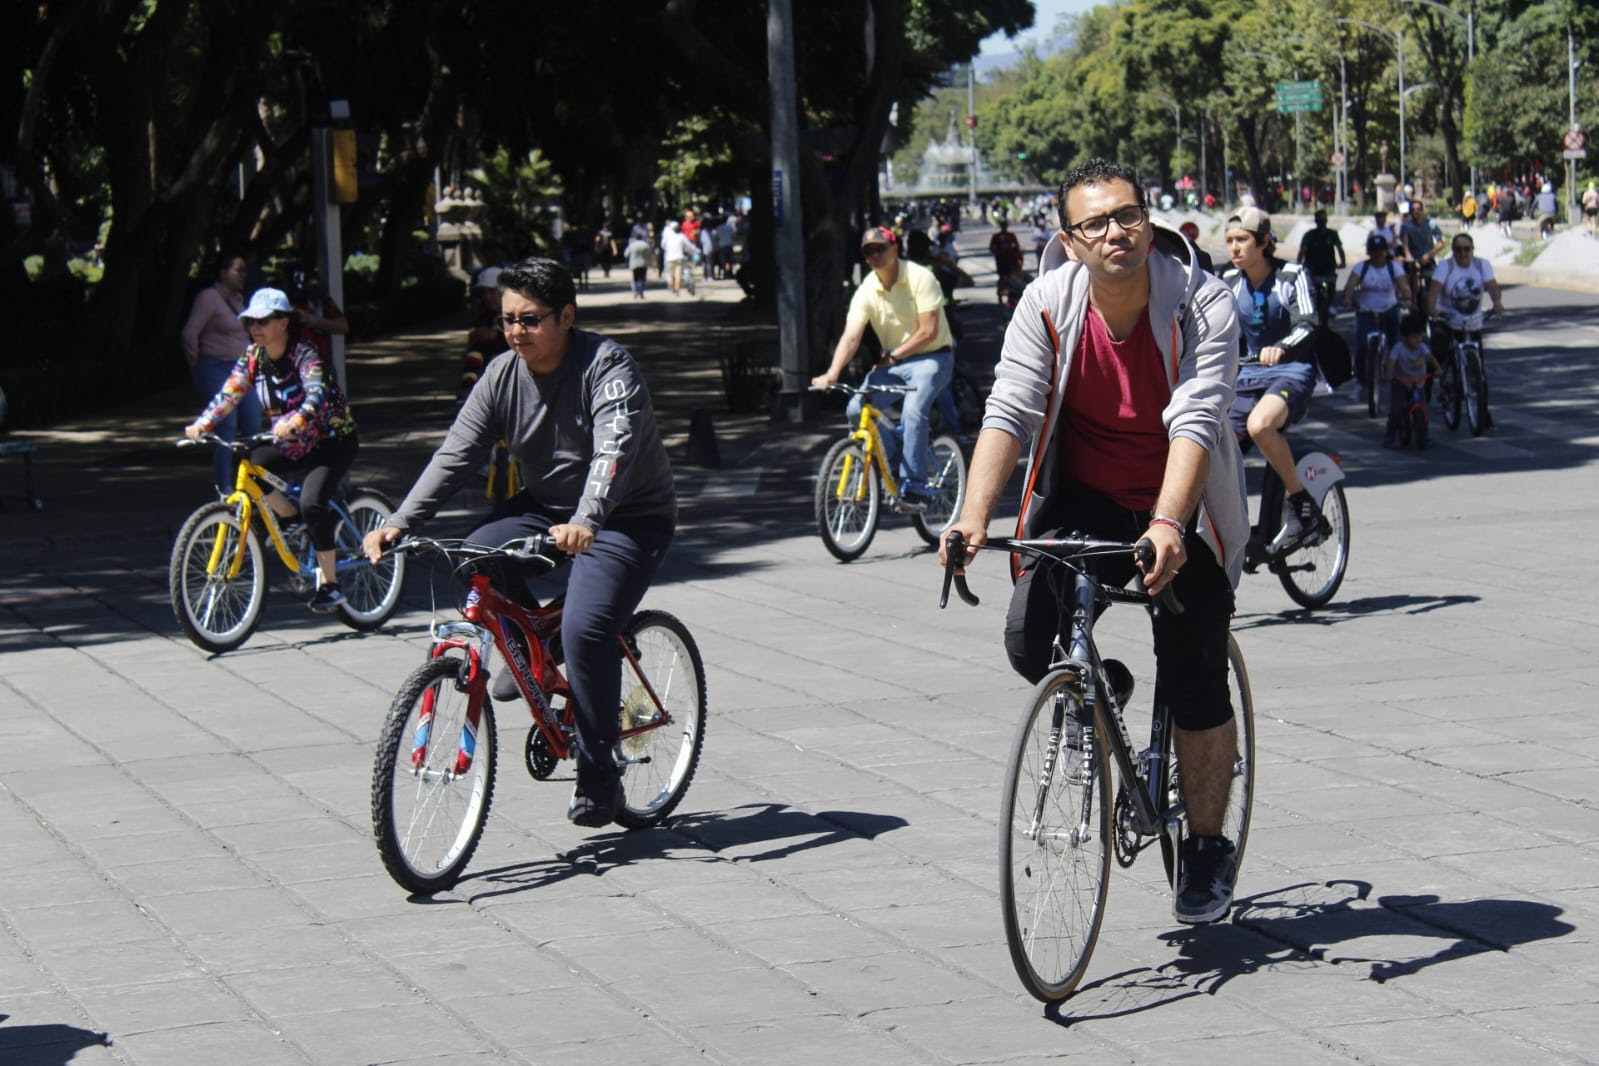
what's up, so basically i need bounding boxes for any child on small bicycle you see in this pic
[1383,314,1444,449]
[186,287,359,612]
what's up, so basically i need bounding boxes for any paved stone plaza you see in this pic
[2,242,1596,1064]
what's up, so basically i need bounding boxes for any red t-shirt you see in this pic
[1058,307,1171,510]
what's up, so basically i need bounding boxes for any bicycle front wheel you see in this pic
[334,487,407,631]
[911,432,968,546]
[1463,348,1488,437]
[814,437,880,562]
[1160,635,1255,888]
[1439,362,1462,431]
[999,670,1111,1003]
[371,657,497,894]
[1276,482,1350,609]
[615,610,707,829]
[170,501,266,653]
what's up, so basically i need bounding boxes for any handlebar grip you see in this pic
[1134,537,1185,616]
[939,531,981,609]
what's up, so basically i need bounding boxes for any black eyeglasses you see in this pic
[497,311,552,331]
[1451,244,1473,253]
[242,314,286,327]
[1064,204,1148,240]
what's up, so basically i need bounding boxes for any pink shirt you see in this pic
[181,284,248,366]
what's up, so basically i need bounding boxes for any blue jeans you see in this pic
[847,348,954,497]
[192,357,263,492]
[1353,307,1400,392]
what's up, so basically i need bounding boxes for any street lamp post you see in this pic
[1334,18,1407,198]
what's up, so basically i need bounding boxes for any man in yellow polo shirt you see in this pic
[811,225,955,511]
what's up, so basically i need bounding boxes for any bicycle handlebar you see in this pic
[175,432,277,453]
[810,382,916,396]
[939,531,1183,616]
[388,534,562,567]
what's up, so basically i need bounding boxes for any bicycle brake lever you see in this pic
[939,532,981,609]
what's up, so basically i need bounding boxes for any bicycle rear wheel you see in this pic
[911,432,968,546]
[1463,347,1488,436]
[170,501,266,653]
[1160,635,1255,889]
[814,437,879,561]
[371,656,496,894]
[1275,482,1350,609]
[615,610,707,829]
[999,670,1111,1003]
[334,487,407,630]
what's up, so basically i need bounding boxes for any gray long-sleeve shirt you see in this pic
[391,329,676,533]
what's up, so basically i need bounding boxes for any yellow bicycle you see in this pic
[813,382,967,562]
[169,433,406,652]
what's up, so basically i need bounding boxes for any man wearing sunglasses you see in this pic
[365,257,676,829]
[1427,234,1504,429]
[811,225,955,513]
[941,158,1250,926]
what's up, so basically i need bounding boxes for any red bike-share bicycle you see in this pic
[369,536,707,894]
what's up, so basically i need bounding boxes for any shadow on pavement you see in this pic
[0,1017,113,1066]
[1041,878,1573,1024]
[1233,592,1482,630]
[457,803,908,902]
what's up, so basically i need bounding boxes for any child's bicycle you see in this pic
[812,382,968,561]
[370,535,706,894]
[170,434,405,652]
[1387,375,1431,450]
[939,531,1255,1003]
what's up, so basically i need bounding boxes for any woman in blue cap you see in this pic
[185,287,359,612]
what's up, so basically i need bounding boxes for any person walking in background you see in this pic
[661,220,694,296]
[594,221,617,278]
[623,229,653,300]
[460,266,505,400]
[1582,182,1598,238]
[181,248,262,492]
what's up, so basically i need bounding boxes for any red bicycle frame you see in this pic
[419,571,674,776]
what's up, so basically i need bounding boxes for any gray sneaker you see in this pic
[1174,835,1238,924]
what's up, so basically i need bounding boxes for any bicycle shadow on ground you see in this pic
[1233,592,1481,631]
[458,803,908,903]
[1041,878,1573,1026]
[0,1016,112,1066]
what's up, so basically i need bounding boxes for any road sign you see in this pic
[1331,150,1347,168]
[1277,98,1324,114]
[1276,80,1320,95]
[1275,79,1323,114]
[1564,148,1588,160]
[1563,127,1586,151]
[965,114,977,130]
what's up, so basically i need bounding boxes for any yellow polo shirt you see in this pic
[846,259,953,354]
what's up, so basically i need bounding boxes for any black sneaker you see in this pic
[490,669,522,704]
[1102,658,1135,709]
[1267,491,1324,555]
[308,583,345,613]
[568,770,624,828]
[1174,835,1238,925]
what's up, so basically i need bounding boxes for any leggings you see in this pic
[467,497,674,776]
[250,433,358,551]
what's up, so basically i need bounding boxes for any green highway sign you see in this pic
[1276,99,1324,113]
[1276,80,1320,94]
[1275,79,1323,113]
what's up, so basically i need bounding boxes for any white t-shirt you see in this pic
[1353,258,1405,312]
[1433,257,1495,325]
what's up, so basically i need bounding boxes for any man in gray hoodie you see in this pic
[941,158,1249,925]
[366,257,676,829]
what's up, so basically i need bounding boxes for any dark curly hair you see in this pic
[497,256,577,311]
[1057,158,1146,232]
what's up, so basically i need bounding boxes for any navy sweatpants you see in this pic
[468,498,674,777]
